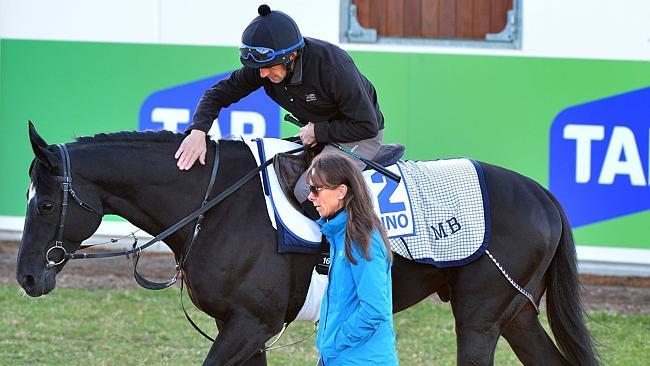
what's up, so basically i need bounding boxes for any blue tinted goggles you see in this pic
[240,38,304,64]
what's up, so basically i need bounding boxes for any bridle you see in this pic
[42,140,303,277]
[43,141,226,280]
[45,144,101,269]
[38,140,314,350]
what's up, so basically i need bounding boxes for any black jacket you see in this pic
[187,37,384,143]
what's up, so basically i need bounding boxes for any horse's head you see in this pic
[17,122,104,297]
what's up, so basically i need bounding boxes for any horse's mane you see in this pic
[73,130,242,146]
[74,130,185,145]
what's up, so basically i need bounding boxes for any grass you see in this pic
[1,285,648,365]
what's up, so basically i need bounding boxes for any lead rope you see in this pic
[78,230,141,251]
[260,323,317,353]
[484,249,540,314]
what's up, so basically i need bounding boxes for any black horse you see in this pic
[17,124,598,366]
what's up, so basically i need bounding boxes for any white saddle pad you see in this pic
[244,139,489,267]
[244,138,321,247]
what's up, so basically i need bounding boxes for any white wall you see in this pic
[0,0,163,43]
[1,0,649,61]
[0,0,338,46]
[523,0,650,61]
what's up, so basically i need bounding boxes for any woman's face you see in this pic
[307,182,347,218]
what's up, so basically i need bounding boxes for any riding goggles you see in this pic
[239,38,304,64]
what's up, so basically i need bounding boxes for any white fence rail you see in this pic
[3,216,649,277]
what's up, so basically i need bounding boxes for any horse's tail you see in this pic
[545,189,600,366]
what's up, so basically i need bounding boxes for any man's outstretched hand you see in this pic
[175,129,207,170]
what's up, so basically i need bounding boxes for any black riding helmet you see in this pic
[240,4,304,69]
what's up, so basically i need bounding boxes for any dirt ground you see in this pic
[3,241,650,314]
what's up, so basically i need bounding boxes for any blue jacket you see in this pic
[316,211,398,365]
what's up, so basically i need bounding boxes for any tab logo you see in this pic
[139,71,280,139]
[549,87,650,227]
[363,166,415,238]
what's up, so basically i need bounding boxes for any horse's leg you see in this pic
[449,245,557,366]
[447,246,548,366]
[212,318,268,366]
[501,305,567,366]
[447,259,507,365]
[215,320,270,366]
[444,163,566,365]
[202,311,279,366]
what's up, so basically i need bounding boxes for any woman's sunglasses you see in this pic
[309,184,343,196]
[308,185,325,196]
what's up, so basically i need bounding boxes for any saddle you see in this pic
[274,143,406,211]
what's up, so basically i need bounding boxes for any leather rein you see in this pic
[45,141,224,289]
[45,142,305,284]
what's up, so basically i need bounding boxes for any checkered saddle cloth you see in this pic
[386,159,490,267]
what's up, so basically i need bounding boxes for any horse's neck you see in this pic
[72,140,260,255]
[72,142,211,253]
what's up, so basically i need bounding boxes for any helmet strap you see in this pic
[283,50,301,80]
[283,60,294,76]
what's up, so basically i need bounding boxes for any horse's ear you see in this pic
[28,121,58,169]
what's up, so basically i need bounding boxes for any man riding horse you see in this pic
[16,4,600,366]
[174,4,385,219]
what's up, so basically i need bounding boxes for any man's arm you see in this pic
[313,62,380,144]
[176,67,263,170]
[186,67,264,133]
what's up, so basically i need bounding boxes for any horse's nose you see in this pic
[18,273,36,293]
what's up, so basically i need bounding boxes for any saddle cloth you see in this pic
[386,159,490,267]
[244,138,490,266]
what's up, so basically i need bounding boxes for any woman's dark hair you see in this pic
[307,153,392,264]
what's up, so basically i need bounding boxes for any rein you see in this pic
[49,142,303,265]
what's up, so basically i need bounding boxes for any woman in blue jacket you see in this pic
[306,153,398,365]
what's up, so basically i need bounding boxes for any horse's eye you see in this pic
[40,201,54,214]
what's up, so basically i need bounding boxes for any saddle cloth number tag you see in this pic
[316,243,331,275]
[363,165,415,238]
